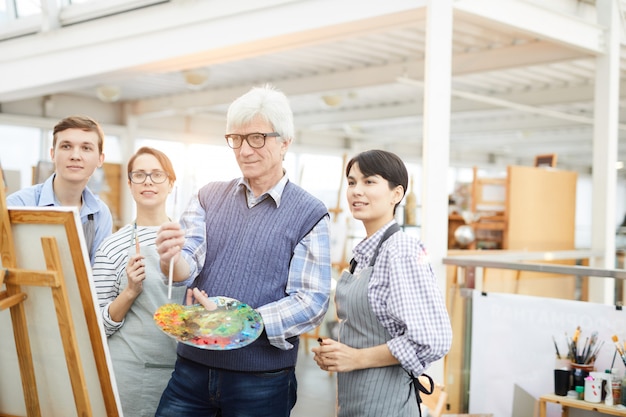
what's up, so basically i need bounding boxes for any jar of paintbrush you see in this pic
[571,362,595,391]
[566,327,600,391]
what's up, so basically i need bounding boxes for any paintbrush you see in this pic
[587,340,605,364]
[168,257,174,300]
[167,187,178,300]
[565,333,574,360]
[613,335,626,367]
[612,334,625,367]
[588,331,600,363]
[579,336,589,364]
[615,342,626,366]
[572,326,581,361]
[552,335,562,359]
[611,349,618,371]
[582,332,598,364]
[573,326,581,342]
[134,222,140,254]
[612,335,624,356]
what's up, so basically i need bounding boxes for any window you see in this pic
[0,0,167,40]
[0,125,42,192]
[15,0,42,18]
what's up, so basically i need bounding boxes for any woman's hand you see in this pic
[312,338,361,373]
[312,338,398,372]
[125,253,146,296]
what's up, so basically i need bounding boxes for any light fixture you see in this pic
[96,85,121,103]
[182,68,210,90]
[320,94,343,108]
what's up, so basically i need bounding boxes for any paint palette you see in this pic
[153,296,264,350]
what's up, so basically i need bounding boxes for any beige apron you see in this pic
[107,229,186,417]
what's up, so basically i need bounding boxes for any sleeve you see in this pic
[91,245,124,337]
[172,193,207,287]
[5,192,26,205]
[256,215,332,350]
[384,242,452,375]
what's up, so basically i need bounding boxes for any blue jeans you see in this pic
[155,355,298,417]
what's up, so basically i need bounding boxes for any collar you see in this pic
[39,173,100,215]
[353,220,397,261]
[236,171,289,208]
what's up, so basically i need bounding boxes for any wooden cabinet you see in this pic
[506,165,576,251]
[471,167,507,249]
[449,166,507,250]
[86,163,123,231]
[491,165,578,299]
[448,165,578,298]
[448,214,466,249]
[449,165,576,251]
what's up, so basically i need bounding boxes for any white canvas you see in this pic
[0,206,122,417]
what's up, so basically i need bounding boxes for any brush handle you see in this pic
[167,257,174,300]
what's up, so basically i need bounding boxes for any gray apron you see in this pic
[107,233,186,417]
[82,213,95,259]
[335,224,419,417]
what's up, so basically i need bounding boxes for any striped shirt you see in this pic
[92,224,167,335]
[351,221,452,375]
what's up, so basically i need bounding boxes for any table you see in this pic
[539,394,626,416]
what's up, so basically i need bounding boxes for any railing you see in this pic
[443,249,626,292]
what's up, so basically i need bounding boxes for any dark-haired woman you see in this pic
[313,149,452,417]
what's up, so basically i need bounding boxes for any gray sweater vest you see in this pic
[178,179,328,371]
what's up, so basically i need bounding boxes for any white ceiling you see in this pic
[0,0,624,173]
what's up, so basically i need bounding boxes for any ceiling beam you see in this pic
[295,76,626,130]
[453,0,605,55]
[0,0,423,102]
[399,76,626,130]
[131,40,589,117]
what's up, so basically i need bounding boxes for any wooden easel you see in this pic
[328,153,347,223]
[0,172,120,417]
[0,171,43,417]
[330,153,351,272]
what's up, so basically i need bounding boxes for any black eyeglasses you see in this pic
[225,132,280,149]
[129,170,169,184]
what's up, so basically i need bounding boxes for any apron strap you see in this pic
[348,223,401,273]
[368,223,401,267]
[410,372,434,417]
[82,213,95,258]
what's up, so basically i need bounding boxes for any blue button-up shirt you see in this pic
[6,174,113,265]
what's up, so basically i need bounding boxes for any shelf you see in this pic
[539,394,626,416]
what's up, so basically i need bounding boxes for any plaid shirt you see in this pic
[351,221,452,375]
